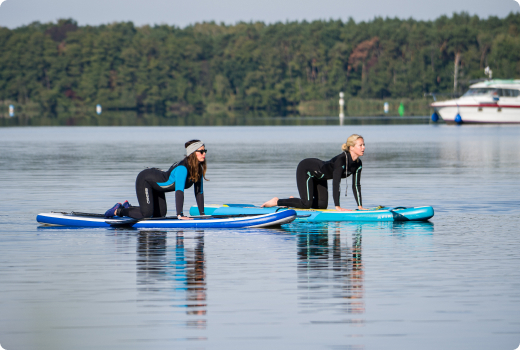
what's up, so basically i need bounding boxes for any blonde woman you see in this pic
[105,140,207,220]
[262,134,366,211]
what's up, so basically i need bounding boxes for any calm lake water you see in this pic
[0,123,519,350]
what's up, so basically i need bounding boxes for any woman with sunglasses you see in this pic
[262,134,367,211]
[105,139,208,220]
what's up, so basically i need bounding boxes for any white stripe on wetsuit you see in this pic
[354,165,362,206]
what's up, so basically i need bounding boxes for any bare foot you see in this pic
[289,196,294,198]
[261,197,279,207]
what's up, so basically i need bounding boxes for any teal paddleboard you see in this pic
[189,204,434,222]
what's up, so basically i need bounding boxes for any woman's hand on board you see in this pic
[335,206,353,211]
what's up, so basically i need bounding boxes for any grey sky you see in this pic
[0,0,518,29]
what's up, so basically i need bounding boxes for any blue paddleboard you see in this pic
[189,204,434,222]
[37,210,296,229]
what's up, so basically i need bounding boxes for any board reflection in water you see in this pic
[136,230,206,329]
[297,224,365,317]
[295,221,434,320]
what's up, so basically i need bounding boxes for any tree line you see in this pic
[0,13,519,113]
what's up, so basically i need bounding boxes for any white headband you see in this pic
[185,141,205,157]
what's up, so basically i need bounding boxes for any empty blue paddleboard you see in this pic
[189,204,434,222]
[37,210,296,229]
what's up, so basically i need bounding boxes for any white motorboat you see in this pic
[431,80,520,124]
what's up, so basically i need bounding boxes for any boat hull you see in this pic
[430,80,520,124]
[37,210,296,229]
[432,105,520,123]
[190,205,434,222]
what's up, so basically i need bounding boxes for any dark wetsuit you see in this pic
[277,152,362,209]
[120,159,204,219]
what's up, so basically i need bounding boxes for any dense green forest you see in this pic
[1,13,519,114]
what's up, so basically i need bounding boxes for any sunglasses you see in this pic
[196,149,208,154]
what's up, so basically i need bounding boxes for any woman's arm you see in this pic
[194,180,204,215]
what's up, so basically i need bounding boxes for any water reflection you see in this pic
[390,221,434,236]
[173,231,206,318]
[297,224,365,316]
[295,220,434,318]
[136,231,168,291]
[136,230,206,328]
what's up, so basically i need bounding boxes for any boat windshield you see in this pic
[463,88,497,97]
[463,88,520,97]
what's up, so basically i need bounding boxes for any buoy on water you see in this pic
[398,102,405,117]
[454,113,462,124]
[431,112,439,122]
[339,92,345,118]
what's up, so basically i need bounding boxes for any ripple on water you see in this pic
[1,125,520,350]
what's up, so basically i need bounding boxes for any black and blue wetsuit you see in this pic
[120,159,204,219]
[277,152,362,209]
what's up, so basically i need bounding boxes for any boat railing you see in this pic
[423,92,461,102]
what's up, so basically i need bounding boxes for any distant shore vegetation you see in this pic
[0,13,519,116]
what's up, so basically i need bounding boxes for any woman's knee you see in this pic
[140,206,154,218]
[317,201,328,209]
[300,200,313,209]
